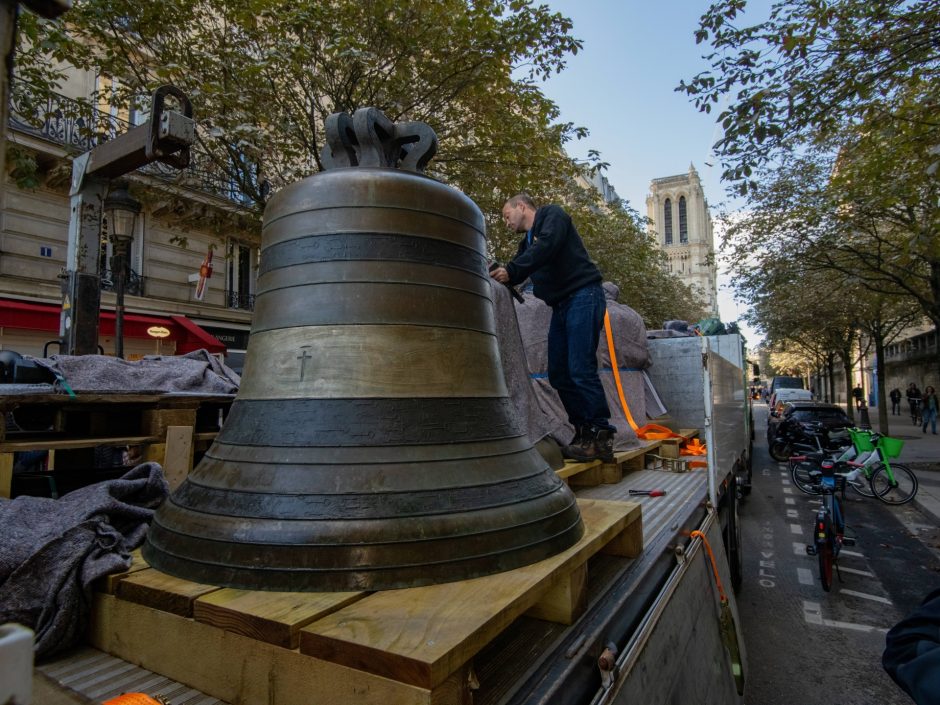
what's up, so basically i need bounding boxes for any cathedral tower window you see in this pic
[663,198,673,245]
[679,196,688,243]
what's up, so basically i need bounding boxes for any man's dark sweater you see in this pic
[505,205,602,306]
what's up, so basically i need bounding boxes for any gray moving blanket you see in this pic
[493,280,651,451]
[0,463,168,657]
[22,349,240,395]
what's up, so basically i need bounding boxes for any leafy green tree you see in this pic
[18,0,704,326]
[679,0,939,195]
[22,0,585,209]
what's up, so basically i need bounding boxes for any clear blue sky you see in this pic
[540,1,764,342]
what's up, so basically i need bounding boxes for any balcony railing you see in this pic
[8,78,256,208]
[100,268,145,296]
[224,289,255,312]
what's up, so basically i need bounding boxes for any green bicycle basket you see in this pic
[877,435,904,459]
[848,428,876,453]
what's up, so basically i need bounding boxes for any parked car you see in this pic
[767,401,852,445]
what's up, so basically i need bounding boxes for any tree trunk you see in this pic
[875,332,888,435]
[826,354,836,403]
[841,347,855,423]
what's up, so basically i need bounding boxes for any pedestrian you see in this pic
[490,193,615,462]
[922,386,938,435]
[852,384,864,410]
[907,383,922,425]
[890,387,902,416]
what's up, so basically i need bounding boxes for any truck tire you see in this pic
[725,478,744,592]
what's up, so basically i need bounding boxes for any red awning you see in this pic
[0,298,226,354]
[169,315,226,354]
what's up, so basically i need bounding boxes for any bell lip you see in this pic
[141,509,585,592]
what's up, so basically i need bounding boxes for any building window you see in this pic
[663,199,673,245]
[226,240,257,310]
[679,196,688,243]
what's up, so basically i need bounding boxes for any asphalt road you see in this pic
[737,405,940,705]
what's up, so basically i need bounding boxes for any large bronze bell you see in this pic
[143,108,584,591]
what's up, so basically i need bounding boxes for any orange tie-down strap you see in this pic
[104,695,169,705]
[604,311,705,460]
[603,311,703,450]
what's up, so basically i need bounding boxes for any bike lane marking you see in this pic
[797,568,814,585]
[839,589,893,605]
[838,566,876,577]
[789,524,803,535]
[802,601,888,633]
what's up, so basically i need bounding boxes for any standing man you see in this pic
[490,194,615,462]
[890,387,902,416]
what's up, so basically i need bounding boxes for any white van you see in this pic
[769,387,814,417]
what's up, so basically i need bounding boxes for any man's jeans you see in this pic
[547,284,612,430]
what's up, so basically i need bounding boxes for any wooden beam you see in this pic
[0,452,11,499]
[194,588,367,649]
[298,499,641,690]
[116,568,221,617]
[161,425,194,490]
[90,594,432,705]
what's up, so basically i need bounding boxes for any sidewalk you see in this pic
[867,407,940,524]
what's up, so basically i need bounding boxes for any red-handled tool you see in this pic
[628,489,667,497]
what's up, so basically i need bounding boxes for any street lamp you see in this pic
[103,178,140,359]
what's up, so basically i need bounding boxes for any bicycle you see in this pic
[787,425,875,498]
[789,427,918,505]
[804,459,856,591]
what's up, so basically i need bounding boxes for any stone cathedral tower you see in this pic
[645,164,719,317]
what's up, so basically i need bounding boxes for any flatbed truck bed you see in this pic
[33,460,743,705]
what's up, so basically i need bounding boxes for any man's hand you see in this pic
[490,266,509,284]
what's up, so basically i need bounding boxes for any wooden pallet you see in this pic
[89,498,642,705]
[556,428,704,486]
[557,437,664,486]
[0,393,234,498]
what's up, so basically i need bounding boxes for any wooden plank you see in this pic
[555,459,599,480]
[568,464,605,487]
[95,549,148,595]
[0,435,156,452]
[142,407,198,437]
[194,588,367,649]
[90,593,432,705]
[298,499,641,690]
[162,425,194,490]
[116,568,222,617]
[0,452,12,499]
[525,562,587,625]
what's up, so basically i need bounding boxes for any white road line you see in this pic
[785,498,796,505]
[838,566,875,577]
[786,509,799,518]
[790,523,804,535]
[797,568,814,585]
[783,487,793,495]
[803,601,889,633]
[840,549,864,558]
[840,589,893,605]
[793,542,808,555]
[780,471,788,478]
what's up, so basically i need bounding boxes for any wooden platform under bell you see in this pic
[89,498,642,705]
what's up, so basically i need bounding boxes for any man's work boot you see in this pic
[564,426,616,463]
[561,424,589,460]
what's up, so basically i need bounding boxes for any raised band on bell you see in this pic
[143,107,584,591]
